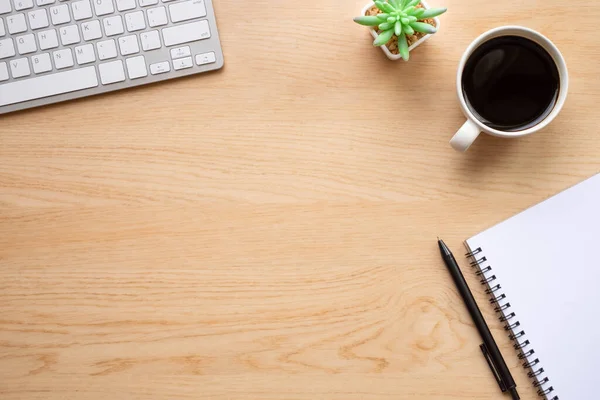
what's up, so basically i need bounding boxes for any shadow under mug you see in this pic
[450,26,569,152]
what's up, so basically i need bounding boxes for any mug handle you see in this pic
[450,120,481,152]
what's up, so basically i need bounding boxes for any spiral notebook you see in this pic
[465,173,600,400]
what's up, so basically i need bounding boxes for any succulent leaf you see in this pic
[388,0,400,8]
[353,16,381,26]
[401,17,409,24]
[404,24,414,35]
[379,2,396,13]
[373,29,395,46]
[394,20,402,36]
[387,16,396,23]
[419,7,447,19]
[379,22,395,30]
[407,0,421,7]
[398,33,409,61]
[409,21,437,33]
[408,16,417,22]
[376,13,390,21]
[413,8,425,18]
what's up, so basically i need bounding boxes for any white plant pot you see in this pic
[361,0,441,61]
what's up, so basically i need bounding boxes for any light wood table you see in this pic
[1,1,598,399]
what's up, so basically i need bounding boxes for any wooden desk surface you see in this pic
[1,0,598,398]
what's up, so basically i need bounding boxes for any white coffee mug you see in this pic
[450,26,569,152]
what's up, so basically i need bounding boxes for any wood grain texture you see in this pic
[1,0,599,399]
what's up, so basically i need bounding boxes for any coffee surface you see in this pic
[462,36,560,131]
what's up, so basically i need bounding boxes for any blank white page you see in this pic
[466,173,600,400]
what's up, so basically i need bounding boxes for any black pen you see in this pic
[438,239,519,400]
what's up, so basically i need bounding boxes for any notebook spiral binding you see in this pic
[466,247,559,400]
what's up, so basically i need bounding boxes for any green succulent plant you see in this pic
[354,0,447,61]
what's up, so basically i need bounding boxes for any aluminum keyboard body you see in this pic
[0,0,223,114]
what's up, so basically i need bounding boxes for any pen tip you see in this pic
[438,239,451,256]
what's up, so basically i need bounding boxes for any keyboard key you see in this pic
[116,0,135,11]
[0,61,7,80]
[161,0,175,3]
[147,6,167,27]
[0,18,4,36]
[81,20,101,40]
[31,52,51,73]
[96,38,116,59]
[72,0,92,20]
[14,0,33,11]
[98,59,124,84]
[118,34,138,55]
[172,56,191,70]
[36,0,54,5]
[74,43,95,64]
[7,13,26,34]
[170,45,189,59]
[0,0,11,14]
[195,51,215,65]
[38,28,58,49]
[9,57,30,77]
[93,0,113,16]
[27,9,48,30]
[140,29,160,51]
[0,66,98,106]
[149,60,169,74]
[0,37,15,58]
[59,24,80,45]
[103,15,123,36]
[125,55,146,79]
[16,33,35,54]
[168,0,205,23]
[124,11,144,32]
[50,4,70,25]
[139,0,157,6]
[162,20,209,47]
[52,48,73,69]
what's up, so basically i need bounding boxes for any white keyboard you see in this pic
[0,0,223,114]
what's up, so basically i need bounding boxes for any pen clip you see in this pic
[480,343,507,393]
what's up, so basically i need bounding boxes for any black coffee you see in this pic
[461,36,560,131]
